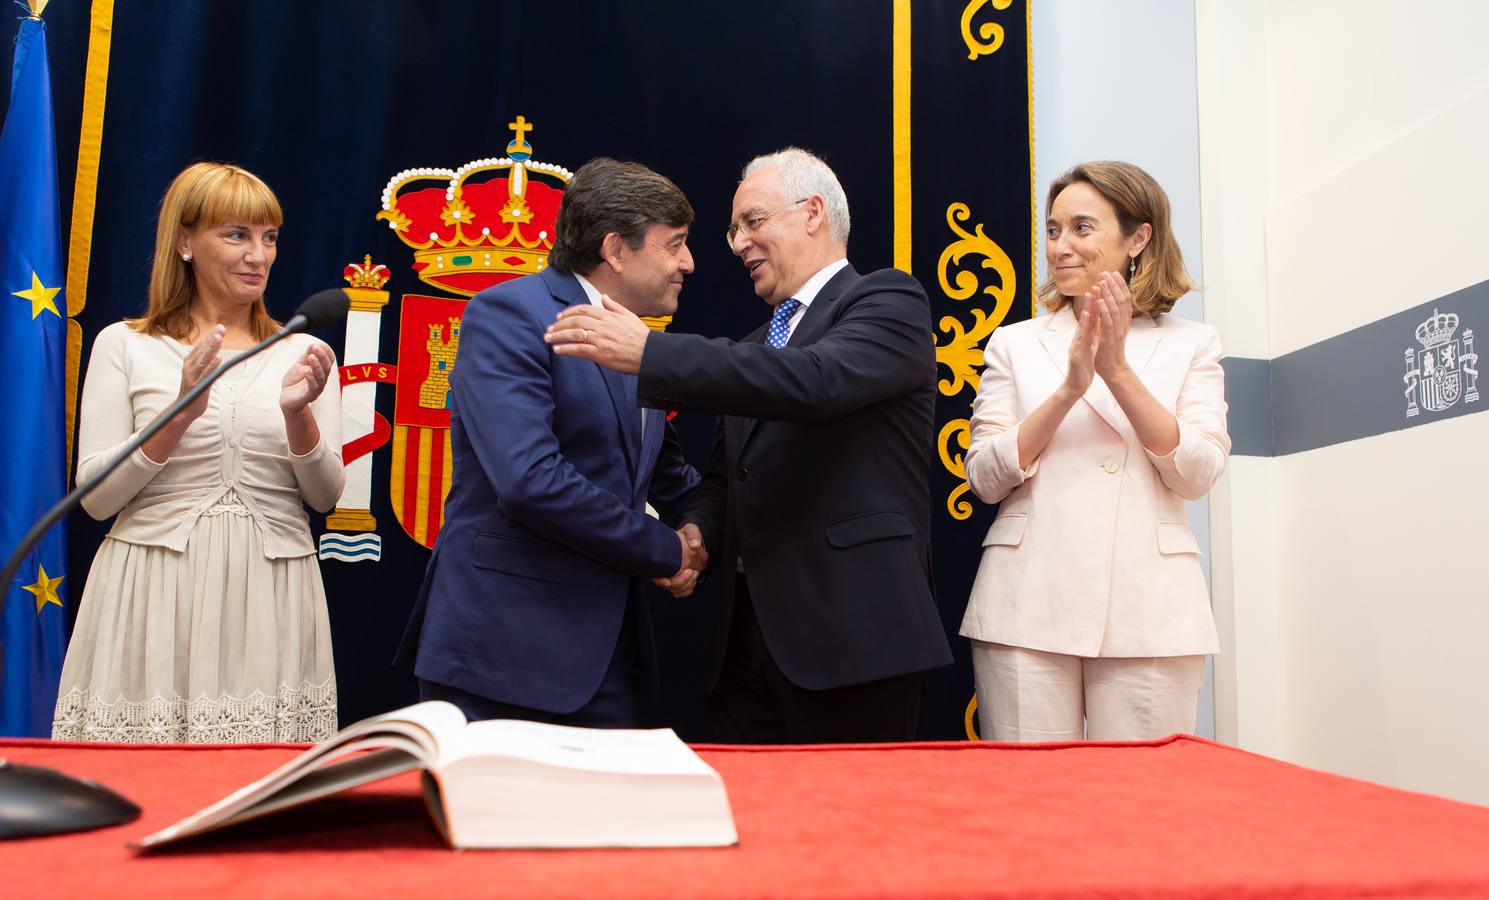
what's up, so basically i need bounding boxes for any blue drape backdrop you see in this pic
[1,0,1031,738]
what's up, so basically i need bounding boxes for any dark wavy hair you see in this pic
[548,158,693,273]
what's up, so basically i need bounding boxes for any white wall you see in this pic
[1198,0,1489,804]
[1194,0,1286,759]
[1032,0,1215,739]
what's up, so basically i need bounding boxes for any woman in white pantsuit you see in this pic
[961,161,1230,741]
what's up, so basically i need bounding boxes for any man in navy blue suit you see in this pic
[396,158,704,727]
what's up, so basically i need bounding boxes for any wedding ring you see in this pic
[584,329,591,343]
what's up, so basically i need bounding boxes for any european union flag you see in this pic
[0,14,69,737]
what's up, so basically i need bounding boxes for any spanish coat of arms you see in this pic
[1403,308,1479,418]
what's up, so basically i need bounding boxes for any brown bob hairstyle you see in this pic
[1036,160,1195,318]
[129,161,284,340]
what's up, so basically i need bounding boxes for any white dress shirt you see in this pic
[573,272,606,310]
[776,258,849,343]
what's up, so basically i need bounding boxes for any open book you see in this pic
[134,700,738,850]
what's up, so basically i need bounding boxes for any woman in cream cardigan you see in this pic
[52,162,344,742]
[962,161,1229,742]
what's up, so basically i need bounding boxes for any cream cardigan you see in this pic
[76,321,344,559]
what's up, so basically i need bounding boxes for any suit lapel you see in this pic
[542,269,638,482]
[635,406,662,495]
[733,322,768,453]
[1123,315,1165,378]
[783,264,855,349]
[739,264,859,457]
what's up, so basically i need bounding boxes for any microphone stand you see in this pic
[0,314,313,599]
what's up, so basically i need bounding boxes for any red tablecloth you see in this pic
[3,734,1487,899]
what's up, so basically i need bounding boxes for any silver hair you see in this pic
[741,147,851,246]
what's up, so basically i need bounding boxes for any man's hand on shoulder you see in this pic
[545,295,648,375]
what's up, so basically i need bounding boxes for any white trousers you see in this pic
[971,641,1205,742]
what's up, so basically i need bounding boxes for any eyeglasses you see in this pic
[725,198,809,247]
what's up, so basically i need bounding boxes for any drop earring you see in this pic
[1128,256,1136,279]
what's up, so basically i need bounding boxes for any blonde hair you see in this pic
[1036,161,1195,318]
[130,161,284,340]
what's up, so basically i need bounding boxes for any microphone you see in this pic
[285,287,353,334]
[0,287,352,674]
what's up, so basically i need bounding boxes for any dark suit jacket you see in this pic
[639,264,953,691]
[396,268,698,714]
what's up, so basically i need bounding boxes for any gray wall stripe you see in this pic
[1219,279,1486,458]
[1220,357,1273,457]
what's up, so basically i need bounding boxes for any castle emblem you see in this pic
[1403,308,1479,416]
[419,318,461,410]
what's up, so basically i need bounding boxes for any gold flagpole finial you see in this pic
[27,0,51,17]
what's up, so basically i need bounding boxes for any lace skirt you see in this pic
[51,489,338,743]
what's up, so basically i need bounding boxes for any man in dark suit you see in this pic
[545,147,952,742]
[396,158,705,728]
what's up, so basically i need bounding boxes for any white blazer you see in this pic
[959,307,1230,658]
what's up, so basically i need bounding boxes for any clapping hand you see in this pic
[1064,293,1100,396]
[654,523,708,598]
[1090,271,1133,378]
[280,341,336,414]
[178,325,225,422]
[1064,270,1137,395]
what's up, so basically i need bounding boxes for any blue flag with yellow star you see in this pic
[0,15,69,737]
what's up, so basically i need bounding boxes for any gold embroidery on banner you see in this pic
[938,419,975,521]
[961,0,1014,60]
[934,203,1015,521]
[935,202,1016,396]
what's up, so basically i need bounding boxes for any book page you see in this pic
[188,746,424,833]
[444,720,716,776]
[133,701,468,850]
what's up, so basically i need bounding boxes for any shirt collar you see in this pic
[786,258,850,309]
[573,272,605,308]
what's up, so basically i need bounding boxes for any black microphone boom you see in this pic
[0,288,351,614]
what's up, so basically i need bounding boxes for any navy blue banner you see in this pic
[4,0,1031,738]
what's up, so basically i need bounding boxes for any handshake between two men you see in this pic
[657,523,707,598]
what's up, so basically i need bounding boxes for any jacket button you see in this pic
[1102,460,1119,473]
[737,466,750,481]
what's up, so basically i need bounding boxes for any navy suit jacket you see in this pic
[396,268,698,714]
[639,264,953,691]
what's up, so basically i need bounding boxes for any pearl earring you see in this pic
[182,253,192,263]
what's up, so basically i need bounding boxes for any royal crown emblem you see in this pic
[1403,308,1479,416]
[376,115,572,297]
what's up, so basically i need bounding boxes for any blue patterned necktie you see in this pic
[765,298,802,349]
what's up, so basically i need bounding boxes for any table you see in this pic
[5,734,1489,898]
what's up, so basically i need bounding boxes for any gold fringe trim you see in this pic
[1026,0,1037,317]
[892,0,912,273]
[65,0,115,471]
